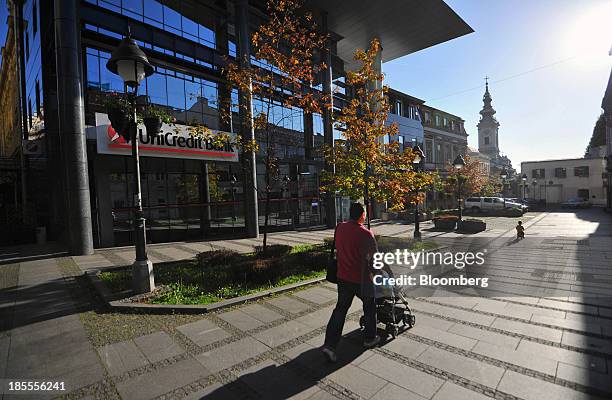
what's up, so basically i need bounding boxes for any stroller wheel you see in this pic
[359,315,365,329]
[404,314,416,328]
[386,324,399,338]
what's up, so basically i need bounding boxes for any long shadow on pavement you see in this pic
[200,330,369,399]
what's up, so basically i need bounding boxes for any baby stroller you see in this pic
[359,276,416,338]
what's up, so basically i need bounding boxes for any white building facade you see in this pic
[521,158,607,206]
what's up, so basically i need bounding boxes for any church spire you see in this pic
[480,76,496,123]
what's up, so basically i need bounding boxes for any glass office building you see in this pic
[6,0,472,253]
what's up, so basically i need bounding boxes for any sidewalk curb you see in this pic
[86,269,327,314]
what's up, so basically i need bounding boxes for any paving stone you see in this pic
[471,341,557,376]
[497,370,595,400]
[448,323,520,349]
[183,382,238,400]
[195,337,270,373]
[561,331,612,355]
[531,314,602,335]
[371,383,427,400]
[491,318,563,343]
[432,381,493,400]
[556,362,612,393]
[411,313,455,331]
[133,331,184,364]
[410,324,478,351]
[328,364,387,399]
[267,296,310,314]
[240,303,284,323]
[293,286,337,304]
[158,247,195,260]
[416,347,505,388]
[537,298,598,315]
[358,353,444,398]
[383,336,429,359]
[97,340,148,376]
[219,309,266,331]
[115,358,210,400]
[177,318,231,347]
[237,359,321,399]
[253,320,312,347]
[294,306,334,328]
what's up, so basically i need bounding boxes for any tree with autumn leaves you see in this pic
[442,155,488,204]
[321,39,434,223]
[223,0,329,251]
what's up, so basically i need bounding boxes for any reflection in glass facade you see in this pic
[86,48,218,126]
[85,0,215,48]
[23,0,43,135]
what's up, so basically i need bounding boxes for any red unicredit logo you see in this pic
[107,125,127,144]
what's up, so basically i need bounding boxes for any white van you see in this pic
[464,197,524,213]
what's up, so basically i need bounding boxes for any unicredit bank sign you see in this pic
[95,113,239,162]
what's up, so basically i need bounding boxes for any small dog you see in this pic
[516,221,525,239]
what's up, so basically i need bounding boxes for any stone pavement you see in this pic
[1,209,611,399]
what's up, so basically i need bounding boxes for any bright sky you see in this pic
[0,0,8,66]
[384,0,612,169]
[1,0,610,170]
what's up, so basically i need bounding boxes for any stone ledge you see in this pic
[86,269,327,314]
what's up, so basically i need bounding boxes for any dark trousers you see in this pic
[324,280,377,349]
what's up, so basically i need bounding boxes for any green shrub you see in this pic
[254,244,292,257]
[196,249,239,268]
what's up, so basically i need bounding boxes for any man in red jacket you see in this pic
[322,202,380,362]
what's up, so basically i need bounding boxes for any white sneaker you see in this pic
[322,346,337,363]
[363,335,381,348]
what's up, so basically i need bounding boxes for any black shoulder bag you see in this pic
[326,224,339,283]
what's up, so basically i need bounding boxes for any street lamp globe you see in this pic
[412,144,425,164]
[532,179,537,186]
[452,154,465,170]
[106,32,154,87]
[500,167,508,180]
[522,173,527,182]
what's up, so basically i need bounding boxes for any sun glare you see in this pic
[565,1,612,64]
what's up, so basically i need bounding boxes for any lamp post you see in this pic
[412,144,425,241]
[452,155,466,221]
[282,175,290,215]
[500,167,508,208]
[532,179,537,202]
[230,174,237,222]
[521,173,527,201]
[106,31,155,294]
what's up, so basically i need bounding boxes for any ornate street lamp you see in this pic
[452,155,465,221]
[521,173,527,202]
[500,167,508,208]
[230,174,238,222]
[412,144,425,241]
[106,30,155,294]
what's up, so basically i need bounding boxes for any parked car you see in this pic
[505,198,529,212]
[464,197,524,213]
[560,197,591,208]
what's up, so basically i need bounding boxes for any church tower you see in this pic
[477,78,500,158]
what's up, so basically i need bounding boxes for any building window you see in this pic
[33,2,38,35]
[443,117,448,127]
[450,120,455,131]
[484,136,490,145]
[35,80,40,113]
[424,111,431,123]
[554,167,566,178]
[574,166,589,177]
[532,169,545,178]
[425,140,433,161]
[395,100,402,116]
[435,115,440,126]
